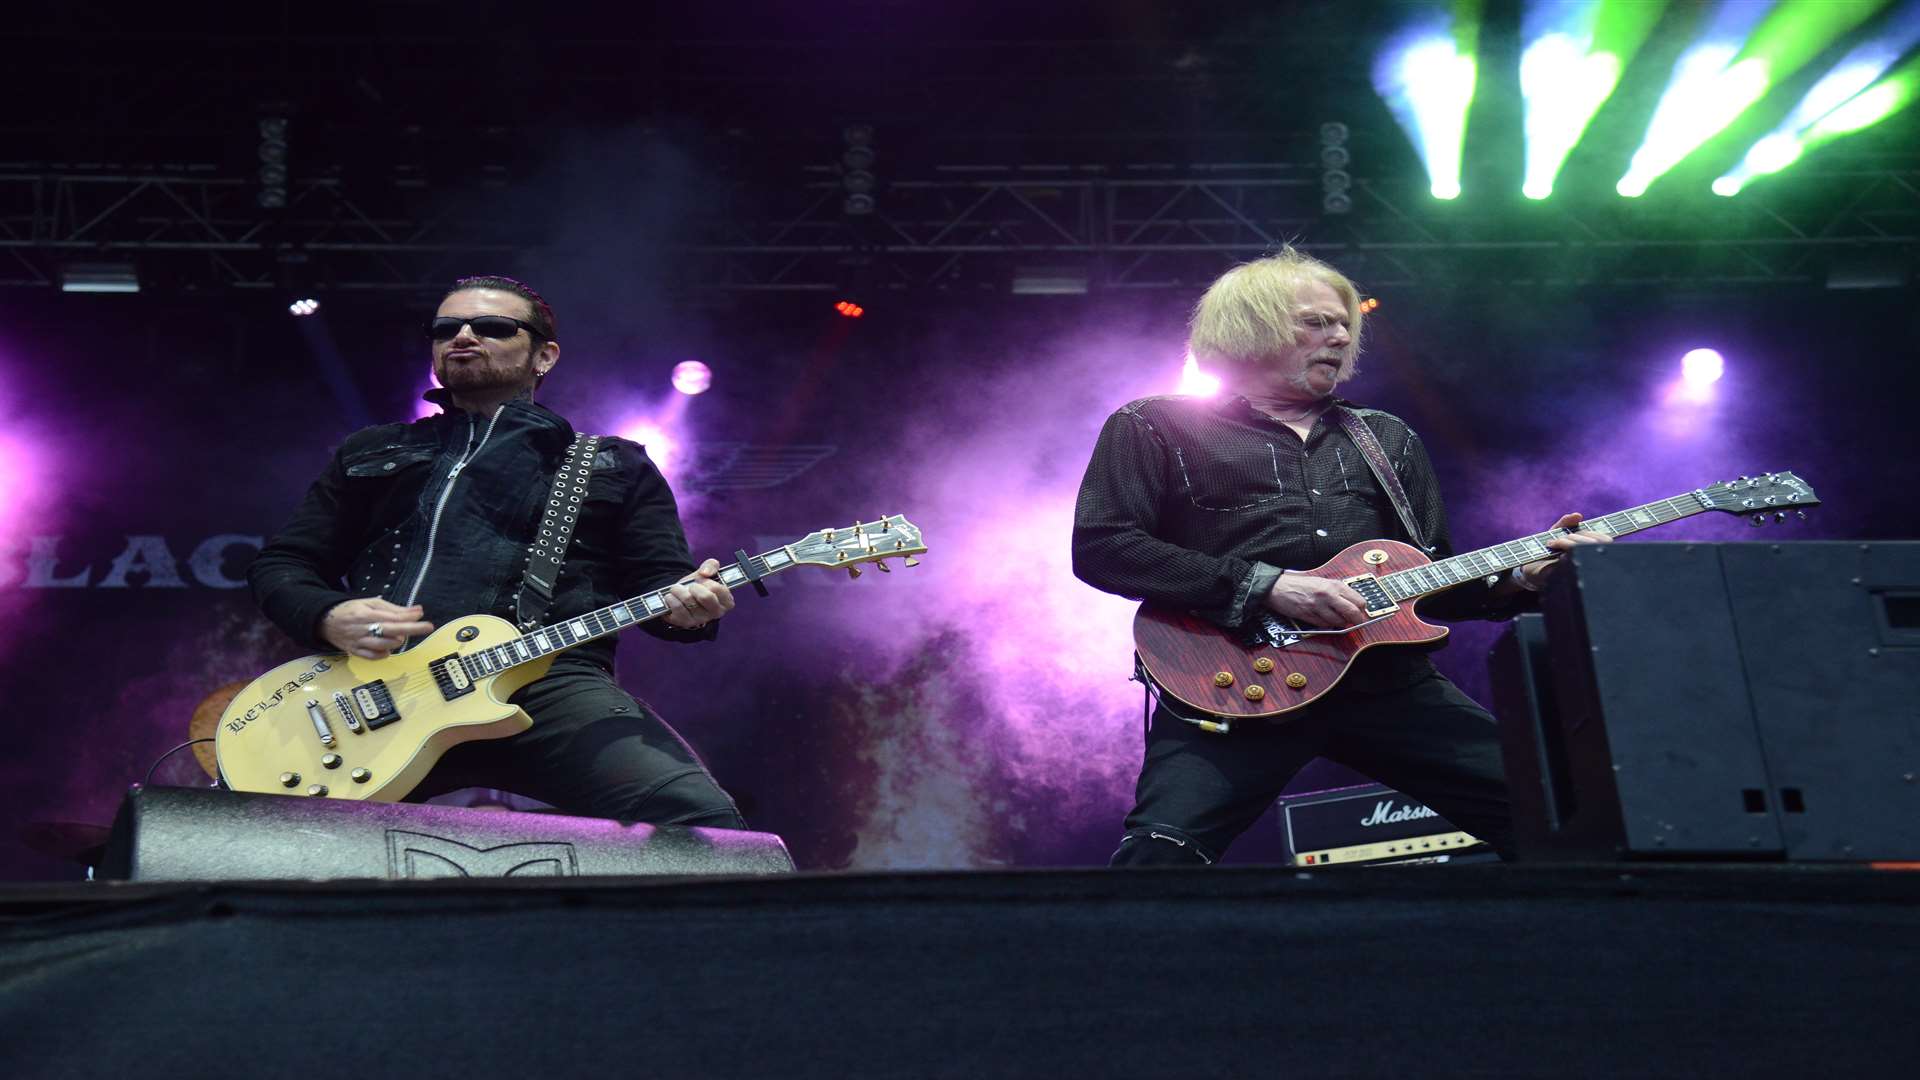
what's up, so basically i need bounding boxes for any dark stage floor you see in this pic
[3,863,1915,1078]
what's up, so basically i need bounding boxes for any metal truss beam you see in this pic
[4,161,1917,296]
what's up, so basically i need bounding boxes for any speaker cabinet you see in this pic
[102,785,795,881]
[1490,542,1919,862]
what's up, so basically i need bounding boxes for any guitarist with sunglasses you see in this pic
[1072,248,1607,866]
[245,275,747,827]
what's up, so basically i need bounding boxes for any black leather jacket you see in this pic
[248,393,710,670]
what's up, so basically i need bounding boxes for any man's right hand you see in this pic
[321,599,434,659]
[1264,572,1369,629]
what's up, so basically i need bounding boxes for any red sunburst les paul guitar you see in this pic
[1133,472,1819,725]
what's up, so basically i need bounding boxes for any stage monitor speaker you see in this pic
[1719,542,1920,858]
[102,785,795,881]
[1490,542,1920,862]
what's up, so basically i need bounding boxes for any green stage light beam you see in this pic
[1521,0,1666,199]
[1373,0,1484,200]
[1715,4,1920,196]
[1617,0,1887,197]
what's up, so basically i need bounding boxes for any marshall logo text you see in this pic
[1359,800,1439,828]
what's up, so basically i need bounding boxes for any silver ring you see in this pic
[367,623,385,638]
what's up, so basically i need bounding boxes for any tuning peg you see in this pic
[874,560,892,573]
[904,556,920,567]
[880,518,891,532]
[1750,514,1765,527]
[1796,511,1807,521]
[1774,512,1786,523]
[847,566,862,579]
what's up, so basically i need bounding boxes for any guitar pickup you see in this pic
[430,654,476,702]
[351,679,402,730]
[1343,575,1400,618]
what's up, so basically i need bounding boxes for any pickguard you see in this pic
[1244,612,1306,650]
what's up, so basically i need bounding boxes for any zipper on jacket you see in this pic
[402,407,505,611]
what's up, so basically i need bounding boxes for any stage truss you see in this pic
[3,158,1917,297]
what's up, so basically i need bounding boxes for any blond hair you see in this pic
[1187,247,1364,372]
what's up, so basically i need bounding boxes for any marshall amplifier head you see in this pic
[1279,783,1488,867]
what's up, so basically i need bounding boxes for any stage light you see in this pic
[1177,352,1221,397]
[1618,0,1885,197]
[1373,8,1481,202]
[1359,297,1381,313]
[834,300,865,318]
[1011,269,1090,296]
[621,420,679,475]
[1681,348,1725,386]
[1320,121,1353,215]
[1519,0,1660,200]
[257,112,290,209]
[1714,6,1920,196]
[288,298,320,316]
[671,360,712,396]
[60,263,139,294]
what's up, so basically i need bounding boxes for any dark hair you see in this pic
[444,275,557,341]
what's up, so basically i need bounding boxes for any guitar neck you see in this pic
[460,545,804,675]
[1378,491,1716,602]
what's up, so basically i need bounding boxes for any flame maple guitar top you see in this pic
[1132,538,1449,720]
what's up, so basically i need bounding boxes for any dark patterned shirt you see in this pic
[1071,394,1524,630]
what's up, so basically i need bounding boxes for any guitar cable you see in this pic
[141,738,217,787]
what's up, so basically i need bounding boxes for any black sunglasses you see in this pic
[425,315,545,342]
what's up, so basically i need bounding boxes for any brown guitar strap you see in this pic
[1332,406,1433,554]
[514,433,600,631]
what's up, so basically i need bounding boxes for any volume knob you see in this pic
[279,772,301,788]
[350,768,372,784]
[306,784,329,797]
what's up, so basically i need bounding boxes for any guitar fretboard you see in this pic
[455,546,799,679]
[1378,492,1712,602]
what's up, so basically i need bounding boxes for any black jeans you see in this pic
[1111,668,1513,865]
[408,656,746,828]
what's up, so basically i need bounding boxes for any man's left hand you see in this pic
[1514,512,1612,591]
[662,558,735,629]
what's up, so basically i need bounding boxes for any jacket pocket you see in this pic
[1174,442,1287,511]
[343,443,437,478]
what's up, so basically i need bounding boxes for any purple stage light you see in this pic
[671,360,713,396]
[1176,351,1221,396]
[620,419,679,475]
[1681,348,1725,386]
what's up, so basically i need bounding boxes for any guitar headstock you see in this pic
[1698,471,1820,526]
[788,515,927,577]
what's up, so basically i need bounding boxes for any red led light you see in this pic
[834,300,865,318]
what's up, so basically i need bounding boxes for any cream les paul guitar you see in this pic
[217,515,926,801]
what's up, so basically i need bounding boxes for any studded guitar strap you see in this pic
[1331,406,1432,554]
[514,433,600,631]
